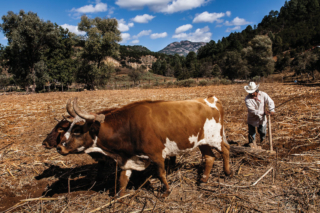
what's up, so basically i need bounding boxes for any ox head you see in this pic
[42,99,80,149]
[57,97,105,155]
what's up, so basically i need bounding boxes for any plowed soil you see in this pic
[1,83,320,212]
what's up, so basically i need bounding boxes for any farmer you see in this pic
[244,82,275,148]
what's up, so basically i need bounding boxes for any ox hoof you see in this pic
[161,190,171,198]
[225,170,233,178]
[118,190,133,197]
[199,182,208,187]
[200,177,209,183]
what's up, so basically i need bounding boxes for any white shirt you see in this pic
[245,91,275,127]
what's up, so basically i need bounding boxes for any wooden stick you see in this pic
[251,167,273,186]
[209,167,274,188]
[21,197,64,202]
[7,168,15,178]
[268,114,273,152]
[115,161,118,196]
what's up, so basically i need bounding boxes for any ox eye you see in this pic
[57,128,64,133]
[73,129,81,135]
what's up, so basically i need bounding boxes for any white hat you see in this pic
[244,82,259,93]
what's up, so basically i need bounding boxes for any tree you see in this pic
[173,54,183,78]
[177,67,190,81]
[185,51,197,68]
[220,51,248,80]
[128,68,143,85]
[0,10,59,92]
[45,26,77,90]
[275,53,290,72]
[244,35,274,77]
[212,64,221,77]
[291,51,318,80]
[78,15,121,89]
[151,60,161,75]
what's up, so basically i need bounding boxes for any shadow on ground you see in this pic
[35,157,184,197]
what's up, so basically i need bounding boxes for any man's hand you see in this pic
[265,111,275,116]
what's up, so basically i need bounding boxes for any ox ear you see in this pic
[95,114,105,123]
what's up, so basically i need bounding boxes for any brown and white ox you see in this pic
[42,102,117,149]
[42,102,120,179]
[57,96,232,197]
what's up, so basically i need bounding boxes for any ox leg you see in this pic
[199,145,215,183]
[221,142,233,177]
[118,170,132,196]
[151,157,170,197]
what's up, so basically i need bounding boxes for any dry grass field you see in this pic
[0,83,320,212]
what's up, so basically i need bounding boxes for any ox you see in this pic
[42,104,119,179]
[42,104,117,149]
[57,96,232,197]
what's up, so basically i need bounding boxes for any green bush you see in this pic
[166,81,174,88]
[220,78,231,85]
[211,78,219,84]
[198,80,208,86]
[175,79,196,87]
[252,76,261,82]
[142,84,152,89]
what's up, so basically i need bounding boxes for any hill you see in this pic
[158,40,206,56]
[120,45,151,53]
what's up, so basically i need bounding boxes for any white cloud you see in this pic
[70,0,107,13]
[193,11,225,23]
[133,30,152,39]
[120,33,131,43]
[226,26,241,32]
[150,32,168,39]
[132,14,155,23]
[61,24,86,36]
[118,19,134,32]
[175,24,193,34]
[157,0,209,14]
[115,0,208,13]
[2,37,7,40]
[131,40,139,44]
[225,17,251,26]
[226,11,231,17]
[172,26,211,42]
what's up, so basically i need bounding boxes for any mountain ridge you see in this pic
[158,40,206,56]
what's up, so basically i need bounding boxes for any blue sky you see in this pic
[0,0,287,52]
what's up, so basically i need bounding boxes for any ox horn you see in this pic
[73,97,96,120]
[66,99,77,118]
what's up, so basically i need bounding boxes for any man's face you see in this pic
[250,91,258,98]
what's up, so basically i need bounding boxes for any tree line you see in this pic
[2,0,320,92]
[153,0,320,81]
[0,10,121,92]
[151,35,275,80]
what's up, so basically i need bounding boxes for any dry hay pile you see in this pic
[0,83,320,212]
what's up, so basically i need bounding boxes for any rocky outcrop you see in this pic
[158,40,206,56]
[124,55,157,71]
[103,57,121,67]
